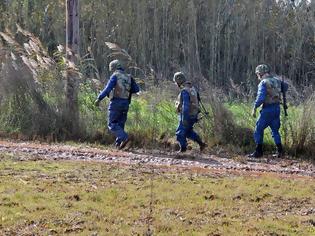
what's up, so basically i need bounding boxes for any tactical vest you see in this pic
[263,76,282,105]
[175,82,200,116]
[110,71,131,99]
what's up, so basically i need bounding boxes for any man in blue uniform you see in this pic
[95,59,139,149]
[174,72,206,153]
[249,64,287,158]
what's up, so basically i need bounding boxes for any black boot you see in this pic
[248,144,263,158]
[199,142,207,152]
[195,137,207,152]
[273,143,283,158]
[177,146,187,153]
[196,139,207,152]
[119,137,131,150]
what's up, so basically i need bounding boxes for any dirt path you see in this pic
[0,139,314,178]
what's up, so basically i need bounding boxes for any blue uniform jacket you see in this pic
[180,90,192,123]
[254,80,267,109]
[254,80,280,112]
[254,78,288,111]
[97,69,139,110]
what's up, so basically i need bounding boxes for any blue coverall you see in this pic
[97,69,139,145]
[176,90,201,149]
[254,80,281,145]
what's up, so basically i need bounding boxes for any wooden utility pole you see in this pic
[66,0,80,61]
[65,0,80,138]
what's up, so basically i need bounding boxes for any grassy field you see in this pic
[0,153,314,235]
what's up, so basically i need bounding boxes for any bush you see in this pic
[285,93,315,157]
[0,58,63,140]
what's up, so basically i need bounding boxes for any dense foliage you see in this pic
[0,0,314,157]
[0,0,314,92]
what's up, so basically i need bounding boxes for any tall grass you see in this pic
[1,73,314,158]
[0,58,314,158]
[227,97,315,158]
[0,59,63,140]
[127,88,178,148]
[285,93,315,157]
[78,81,109,141]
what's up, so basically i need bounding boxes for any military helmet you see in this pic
[109,59,123,72]
[255,64,270,75]
[173,72,186,86]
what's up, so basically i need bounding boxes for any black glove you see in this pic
[94,99,101,107]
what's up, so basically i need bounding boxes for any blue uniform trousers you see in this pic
[176,116,201,149]
[107,99,129,145]
[254,104,281,145]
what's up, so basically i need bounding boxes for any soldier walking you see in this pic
[95,60,139,149]
[173,72,206,153]
[249,64,288,158]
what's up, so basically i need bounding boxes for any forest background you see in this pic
[0,0,314,157]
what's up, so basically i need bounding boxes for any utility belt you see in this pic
[262,102,280,108]
[110,96,129,101]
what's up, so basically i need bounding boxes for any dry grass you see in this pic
[0,153,314,235]
[287,93,315,157]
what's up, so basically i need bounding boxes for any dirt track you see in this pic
[0,139,314,178]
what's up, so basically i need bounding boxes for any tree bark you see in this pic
[65,0,80,138]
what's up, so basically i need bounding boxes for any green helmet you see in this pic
[173,72,186,86]
[255,64,270,75]
[109,59,123,72]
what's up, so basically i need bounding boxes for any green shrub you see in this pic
[0,61,314,159]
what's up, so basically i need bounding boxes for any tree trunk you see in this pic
[66,0,80,61]
[65,0,80,138]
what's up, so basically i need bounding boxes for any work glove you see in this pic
[94,99,101,107]
[175,101,181,113]
[251,108,257,118]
